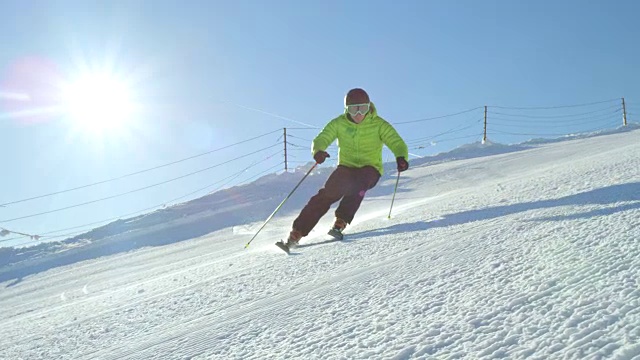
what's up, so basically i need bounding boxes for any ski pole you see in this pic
[244,163,318,249]
[387,171,401,219]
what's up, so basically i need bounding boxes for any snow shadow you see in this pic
[348,182,640,240]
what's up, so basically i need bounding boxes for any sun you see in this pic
[62,72,136,134]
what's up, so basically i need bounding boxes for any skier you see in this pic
[282,88,409,249]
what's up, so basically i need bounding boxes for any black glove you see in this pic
[314,151,330,164]
[396,157,409,172]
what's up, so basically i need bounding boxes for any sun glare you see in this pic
[63,73,135,134]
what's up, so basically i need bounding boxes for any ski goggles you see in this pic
[346,103,370,116]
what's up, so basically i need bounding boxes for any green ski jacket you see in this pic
[312,102,408,175]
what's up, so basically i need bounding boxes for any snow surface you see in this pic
[1,126,640,359]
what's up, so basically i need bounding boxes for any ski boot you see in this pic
[275,229,302,254]
[327,218,347,240]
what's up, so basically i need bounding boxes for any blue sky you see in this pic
[1,0,639,246]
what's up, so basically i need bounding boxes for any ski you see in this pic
[275,230,344,254]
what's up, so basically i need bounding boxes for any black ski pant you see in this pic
[293,165,381,236]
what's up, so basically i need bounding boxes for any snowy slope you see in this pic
[1,128,639,359]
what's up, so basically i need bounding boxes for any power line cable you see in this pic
[1,149,285,245]
[488,112,621,126]
[405,119,483,145]
[487,123,617,137]
[394,107,484,125]
[286,141,308,149]
[287,134,313,142]
[0,143,281,223]
[491,104,620,118]
[490,121,615,130]
[489,98,620,110]
[0,128,281,207]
